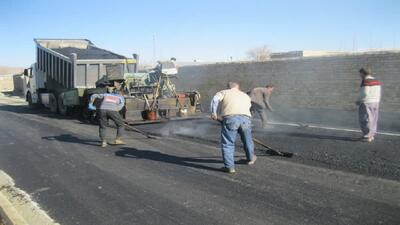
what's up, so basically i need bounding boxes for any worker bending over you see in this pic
[210,81,257,173]
[89,91,125,148]
[249,84,275,128]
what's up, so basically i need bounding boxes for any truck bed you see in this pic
[52,46,126,60]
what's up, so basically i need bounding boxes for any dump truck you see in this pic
[24,38,137,115]
[24,38,201,122]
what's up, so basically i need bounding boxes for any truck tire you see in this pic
[58,93,69,116]
[49,93,58,113]
[27,92,36,109]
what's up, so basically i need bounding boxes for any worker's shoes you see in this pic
[368,136,375,142]
[114,138,126,145]
[101,141,108,148]
[247,155,257,165]
[221,167,236,174]
[361,135,375,142]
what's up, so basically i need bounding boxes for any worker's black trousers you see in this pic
[98,109,124,141]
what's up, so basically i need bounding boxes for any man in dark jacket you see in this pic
[89,91,125,147]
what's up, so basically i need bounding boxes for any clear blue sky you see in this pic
[0,0,399,67]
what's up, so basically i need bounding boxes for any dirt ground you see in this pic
[0,215,5,225]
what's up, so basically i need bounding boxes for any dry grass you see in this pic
[0,66,24,75]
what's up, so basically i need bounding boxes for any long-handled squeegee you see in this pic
[252,137,294,158]
[124,124,159,139]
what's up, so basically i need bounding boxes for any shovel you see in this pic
[143,94,151,110]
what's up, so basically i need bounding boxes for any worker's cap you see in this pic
[359,67,372,75]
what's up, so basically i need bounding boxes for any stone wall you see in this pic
[175,51,400,132]
[0,74,26,95]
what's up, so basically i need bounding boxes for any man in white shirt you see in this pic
[210,82,257,173]
[356,68,382,142]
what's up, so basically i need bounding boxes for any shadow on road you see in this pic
[42,134,100,147]
[0,104,56,116]
[115,147,225,172]
[0,104,96,125]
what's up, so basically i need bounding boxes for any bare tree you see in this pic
[246,45,271,61]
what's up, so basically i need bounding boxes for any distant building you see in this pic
[270,50,344,59]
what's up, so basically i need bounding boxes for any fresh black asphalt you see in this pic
[137,117,400,181]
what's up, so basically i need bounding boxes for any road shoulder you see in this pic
[0,170,59,225]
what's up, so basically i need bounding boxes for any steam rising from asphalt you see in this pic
[155,118,292,140]
[158,120,219,138]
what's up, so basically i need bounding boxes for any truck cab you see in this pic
[24,63,45,107]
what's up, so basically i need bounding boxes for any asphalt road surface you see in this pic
[0,97,399,225]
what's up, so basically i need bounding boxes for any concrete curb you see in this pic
[0,170,59,225]
[0,193,27,225]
